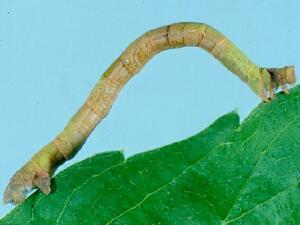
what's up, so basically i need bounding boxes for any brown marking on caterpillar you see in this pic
[145,25,169,51]
[53,136,72,160]
[197,25,206,47]
[267,66,296,94]
[166,25,171,47]
[211,38,228,58]
[182,23,199,46]
[77,122,90,139]
[168,23,185,48]
[199,25,224,52]
[4,22,296,204]
[30,159,44,174]
[53,137,68,160]
[34,171,51,195]
[85,99,103,118]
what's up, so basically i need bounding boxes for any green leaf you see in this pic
[1,86,300,225]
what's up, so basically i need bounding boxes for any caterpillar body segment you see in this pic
[3,22,296,204]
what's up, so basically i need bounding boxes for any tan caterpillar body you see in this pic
[4,22,296,204]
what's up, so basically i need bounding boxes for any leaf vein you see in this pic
[223,114,300,222]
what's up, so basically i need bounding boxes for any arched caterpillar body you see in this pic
[4,22,296,204]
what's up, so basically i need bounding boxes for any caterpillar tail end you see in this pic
[260,66,296,102]
[3,143,63,204]
[3,165,51,205]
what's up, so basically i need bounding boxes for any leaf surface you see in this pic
[1,86,300,225]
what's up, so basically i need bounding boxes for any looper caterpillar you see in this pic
[3,22,296,204]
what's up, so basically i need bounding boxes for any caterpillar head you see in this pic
[267,66,296,88]
[259,66,296,102]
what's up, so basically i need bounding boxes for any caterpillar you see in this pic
[3,22,296,204]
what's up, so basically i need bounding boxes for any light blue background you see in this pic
[0,0,299,217]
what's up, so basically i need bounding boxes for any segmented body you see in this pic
[4,22,295,204]
[54,23,261,159]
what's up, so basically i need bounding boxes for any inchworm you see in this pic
[3,22,296,204]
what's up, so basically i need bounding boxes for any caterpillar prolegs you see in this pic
[4,22,296,204]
